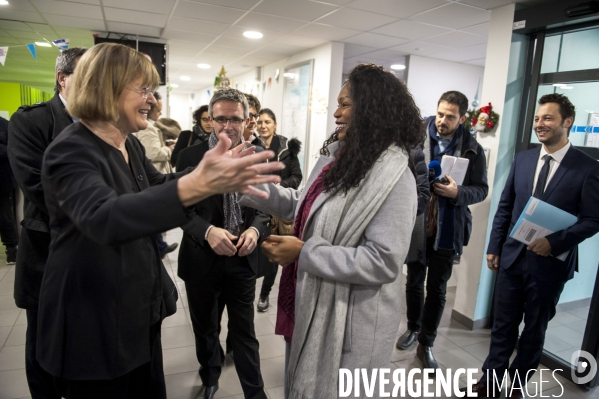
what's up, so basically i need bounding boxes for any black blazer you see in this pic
[38,123,191,380]
[488,145,599,282]
[8,93,74,309]
[176,141,270,282]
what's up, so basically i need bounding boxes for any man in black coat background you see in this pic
[0,116,18,264]
[176,89,270,399]
[7,47,86,399]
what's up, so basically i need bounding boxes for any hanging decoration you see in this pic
[0,47,7,66]
[465,102,500,134]
[52,39,69,51]
[26,43,37,60]
[214,65,230,90]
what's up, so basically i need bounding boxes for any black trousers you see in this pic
[481,253,565,388]
[26,310,61,399]
[53,322,166,399]
[185,256,266,399]
[0,189,18,249]
[259,269,278,298]
[405,237,455,347]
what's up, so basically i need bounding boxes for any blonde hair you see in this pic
[68,42,160,122]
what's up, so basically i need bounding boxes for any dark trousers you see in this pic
[259,269,277,298]
[0,190,18,249]
[26,310,61,399]
[185,257,266,399]
[155,233,167,253]
[481,253,565,388]
[53,323,166,399]
[405,237,455,347]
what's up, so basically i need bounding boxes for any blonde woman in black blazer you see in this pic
[38,43,281,399]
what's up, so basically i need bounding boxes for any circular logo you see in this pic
[571,350,598,384]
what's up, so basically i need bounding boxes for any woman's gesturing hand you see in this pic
[178,133,284,206]
[261,235,304,266]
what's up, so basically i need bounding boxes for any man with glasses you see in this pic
[8,47,87,399]
[176,89,270,399]
[243,93,265,148]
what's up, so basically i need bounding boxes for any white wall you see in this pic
[194,42,345,177]
[406,55,485,118]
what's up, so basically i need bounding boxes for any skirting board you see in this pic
[451,308,490,331]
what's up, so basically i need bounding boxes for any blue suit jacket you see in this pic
[488,145,599,282]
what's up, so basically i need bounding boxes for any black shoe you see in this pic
[416,343,439,369]
[396,329,419,350]
[6,247,16,265]
[257,295,269,312]
[195,384,218,399]
[160,243,178,259]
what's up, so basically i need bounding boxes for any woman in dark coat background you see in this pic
[37,43,282,399]
[171,104,213,167]
[255,108,302,312]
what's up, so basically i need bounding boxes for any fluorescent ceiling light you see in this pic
[180,76,191,81]
[0,0,9,5]
[170,83,179,88]
[35,42,52,47]
[283,73,296,79]
[560,86,574,89]
[243,31,263,39]
[553,83,567,87]
[390,64,406,70]
[197,63,210,69]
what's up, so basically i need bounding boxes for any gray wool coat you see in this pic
[240,143,417,393]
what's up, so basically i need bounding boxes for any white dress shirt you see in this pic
[531,141,571,195]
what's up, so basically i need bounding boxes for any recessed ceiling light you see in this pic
[180,76,191,81]
[243,31,263,39]
[197,63,210,69]
[414,48,424,51]
[553,83,567,87]
[35,42,52,47]
[560,86,574,89]
[170,83,179,88]
[0,0,9,5]
[391,64,406,70]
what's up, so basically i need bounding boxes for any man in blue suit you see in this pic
[470,94,599,398]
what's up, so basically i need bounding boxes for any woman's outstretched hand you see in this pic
[261,235,304,266]
[178,133,284,206]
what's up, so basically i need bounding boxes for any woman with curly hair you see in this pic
[240,63,425,398]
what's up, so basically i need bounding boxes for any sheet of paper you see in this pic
[512,219,554,245]
[440,155,455,177]
[448,157,469,186]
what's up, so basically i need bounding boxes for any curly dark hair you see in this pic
[320,63,425,194]
[192,105,209,126]
[539,93,576,122]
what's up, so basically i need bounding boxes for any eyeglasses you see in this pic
[200,117,211,123]
[128,87,154,99]
[249,113,259,120]
[213,116,244,126]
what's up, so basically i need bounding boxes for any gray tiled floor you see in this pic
[0,228,598,398]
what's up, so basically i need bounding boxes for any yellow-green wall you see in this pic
[0,82,53,118]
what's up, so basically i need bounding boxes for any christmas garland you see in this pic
[465,103,500,133]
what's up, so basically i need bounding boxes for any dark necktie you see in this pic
[533,155,553,198]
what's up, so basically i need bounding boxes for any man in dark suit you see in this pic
[8,47,86,399]
[470,94,599,398]
[177,89,269,399]
[0,116,18,264]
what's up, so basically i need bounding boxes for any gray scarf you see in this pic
[287,146,409,399]
[208,133,244,235]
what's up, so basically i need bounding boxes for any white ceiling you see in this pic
[0,0,547,93]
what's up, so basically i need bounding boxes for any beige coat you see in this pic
[133,123,173,174]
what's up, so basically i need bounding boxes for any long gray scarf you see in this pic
[287,146,409,399]
[208,133,243,235]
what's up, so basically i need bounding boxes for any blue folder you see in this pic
[509,197,577,261]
